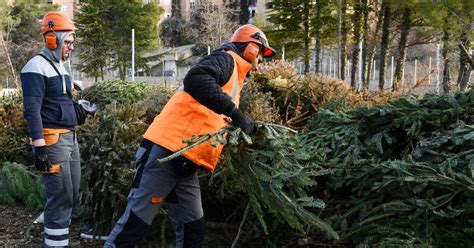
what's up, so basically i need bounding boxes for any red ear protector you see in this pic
[45,21,58,50]
[242,42,261,62]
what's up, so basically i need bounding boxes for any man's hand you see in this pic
[229,107,258,135]
[34,146,52,172]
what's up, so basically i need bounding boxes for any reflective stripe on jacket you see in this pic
[143,50,251,172]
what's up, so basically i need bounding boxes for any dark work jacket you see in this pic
[21,55,77,140]
[183,42,248,116]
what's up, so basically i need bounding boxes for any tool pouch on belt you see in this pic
[32,129,69,174]
[172,156,197,177]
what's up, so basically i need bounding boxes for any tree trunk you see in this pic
[392,7,411,92]
[378,0,391,92]
[337,0,341,78]
[350,1,362,88]
[239,0,249,24]
[0,32,19,88]
[361,0,370,91]
[365,1,383,89]
[340,0,347,80]
[303,0,311,74]
[314,0,322,74]
[442,28,450,93]
[458,37,471,92]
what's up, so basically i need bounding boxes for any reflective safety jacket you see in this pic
[143,50,252,172]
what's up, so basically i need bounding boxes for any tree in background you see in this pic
[268,0,314,74]
[75,0,162,80]
[378,0,391,92]
[312,0,336,75]
[349,0,363,88]
[159,16,190,47]
[186,1,238,52]
[239,0,249,25]
[8,2,56,75]
[75,1,110,82]
[0,1,20,88]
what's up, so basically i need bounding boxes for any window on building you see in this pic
[190,0,195,9]
[164,0,171,5]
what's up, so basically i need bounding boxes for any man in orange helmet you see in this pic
[21,12,83,247]
[105,24,276,247]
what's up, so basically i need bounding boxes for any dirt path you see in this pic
[0,205,103,247]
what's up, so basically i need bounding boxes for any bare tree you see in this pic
[0,4,20,88]
[314,0,322,74]
[350,1,363,88]
[392,7,411,92]
[340,0,347,80]
[457,34,472,92]
[378,0,391,92]
[187,0,239,51]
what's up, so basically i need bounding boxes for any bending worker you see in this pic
[105,24,276,247]
[21,12,80,247]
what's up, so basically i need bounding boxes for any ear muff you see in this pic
[242,43,261,62]
[45,32,58,49]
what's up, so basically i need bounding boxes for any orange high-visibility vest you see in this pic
[143,50,252,172]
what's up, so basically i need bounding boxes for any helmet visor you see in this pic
[262,46,276,58]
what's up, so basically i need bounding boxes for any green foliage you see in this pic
[159,16,194,47]
[301,89,474,246]
[75,0,163,80]
[0,162,45,210]
[9,1,57,44]
[267,0,336,61]
[203,124,339,241]
[305,90,474,161]
[79,102,148,234]
[80,79,152,108]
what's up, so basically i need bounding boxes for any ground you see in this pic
[0,205,103,247]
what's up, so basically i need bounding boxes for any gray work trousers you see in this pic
[37,132,81,248]
[105,140,205,248]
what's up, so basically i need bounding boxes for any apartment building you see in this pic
[47,0,78,20]
[9,0,270,25]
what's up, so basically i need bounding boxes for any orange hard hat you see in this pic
[40,12,75,35]
[230,24,276,58]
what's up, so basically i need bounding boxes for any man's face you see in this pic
[61,33,74,60]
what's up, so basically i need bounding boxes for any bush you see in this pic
[0,162,45,210]
[0,94,31,165]
[78,102,148,234]
[80,79,152,107]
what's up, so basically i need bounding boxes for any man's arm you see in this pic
[183,51,237,116]
[21,72,46,145]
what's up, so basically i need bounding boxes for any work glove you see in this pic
[34,146,52,172]
[74,100,97,125]
[229,107,258,135]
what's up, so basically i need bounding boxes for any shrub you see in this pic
[0,162,45,210]
[0,94,31,165]
[80,79,152,107]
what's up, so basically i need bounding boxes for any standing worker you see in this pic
[21,11,86,247]
[105,24,276,247]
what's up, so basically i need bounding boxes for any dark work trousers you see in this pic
[37,132,81,247]
[105,139,205,248]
